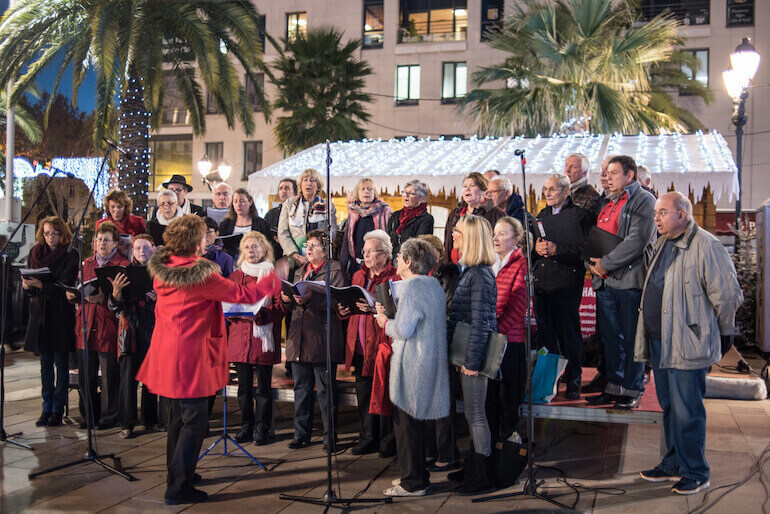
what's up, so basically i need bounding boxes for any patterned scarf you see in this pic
[348,199,388,218]
[240,260,274,352]
[395,203,428,235]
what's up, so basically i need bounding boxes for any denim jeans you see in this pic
[649,338,709,482]
[40,351,69,414]
[596,286,645,397]
[292,362,338,444]
[460,373,491,457]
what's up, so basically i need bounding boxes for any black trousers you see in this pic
[78,349,120,427]
[534,292,583,392]
[486,342,527,442]
[352,355,395,452]
[235,362,273,434]
[118,351,159,429]
[292,362,337,444]
[425,366,460,463]
[393,406,429,491]
[166,397,209,499]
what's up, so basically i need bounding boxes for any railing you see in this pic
[398,19,467,43]
[162,107,191,126]
[640,0,709,26]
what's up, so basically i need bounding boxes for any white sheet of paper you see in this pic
[222,296,268,317]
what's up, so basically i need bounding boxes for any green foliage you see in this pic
[460,0,712,136]
[271,28,373,155]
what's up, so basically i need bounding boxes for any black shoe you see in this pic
[379,446,397,458]
[429,459,461,472]
[564,389,581,400]
[447,467,465,482]
[96,422,115,430]
[288,439,310,449]
[234,427,252,443]
[35,412,52,427]
[457,453,495,495]
[47,413,63,427]
[164,488,208,505]
[614,395,641,410]
[583,374,607,394]
[253,431,273,446]
[351,442,378,455]
[586,392,620,405]
[193,473,202,484]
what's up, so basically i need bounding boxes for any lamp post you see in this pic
[723,37,761,229]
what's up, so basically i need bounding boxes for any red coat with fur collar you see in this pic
[136,248,281,399]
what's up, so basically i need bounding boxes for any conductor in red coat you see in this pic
[66,221,130,429]
[136,215,284,506]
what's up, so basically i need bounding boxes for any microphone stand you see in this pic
[279,141,391,509]
[29,148,134,481]
[473,150,568,509]
[0,168,69,451]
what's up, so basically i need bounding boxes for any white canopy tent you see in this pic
[248,131,738,208]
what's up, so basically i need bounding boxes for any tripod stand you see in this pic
[473,149,569,509]
[279,142,391,509]
[29,147,134,481]
[198,387,266,469]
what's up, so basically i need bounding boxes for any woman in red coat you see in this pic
[338,229,398,457]
[66,221,130,429]
[95,189,147,235]
[136,216,283,506]
[488,217,528,444]
[227,231,285,446]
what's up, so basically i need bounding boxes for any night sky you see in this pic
[2,0,97,112]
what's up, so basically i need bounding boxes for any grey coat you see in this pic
[634,221,743,370]
[593,180,656,291]
[277,195,338,257]
[385,275,450,420]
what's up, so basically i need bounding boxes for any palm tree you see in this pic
[0,0,270,216]
[0,91,42,145]
[460,0,711,137]
[272,28,373,155]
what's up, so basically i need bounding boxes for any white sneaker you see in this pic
[392,478,401,486]
[383,484,427,497]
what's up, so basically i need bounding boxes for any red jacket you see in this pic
[95,214,146,236]
[343,263,399,377]
[496,248,527,343]
[226,270,285,366]
[74,252,130,352]
[136,248,280,399]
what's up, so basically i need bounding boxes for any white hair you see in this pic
[157,188,178,203]
[212,181,232,194]
[547,172,571,190]
[567,153,590,175]
[490,176,513,194]
[404,180,430,202]
[669,191,693,222]
[363,229,393,259]
[636,165,651,186]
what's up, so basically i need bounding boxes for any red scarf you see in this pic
[29,243,68,269]
[395,204,427,235]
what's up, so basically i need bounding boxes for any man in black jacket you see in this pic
[532,173,594,399]
[485,173,525,225]
[162,175,205,217]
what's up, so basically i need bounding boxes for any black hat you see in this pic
[162,174,193,192]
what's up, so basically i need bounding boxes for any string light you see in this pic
[10,157,109,205]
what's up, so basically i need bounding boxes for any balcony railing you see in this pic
[398,19,467,44]
[640,0,709,26]
[162,108,191,126]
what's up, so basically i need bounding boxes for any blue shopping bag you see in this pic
[526,350,568,404]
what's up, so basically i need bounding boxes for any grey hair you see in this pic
[567,153,590,175]
[547,172,571,190]
[490,176,513,194]
[363,229,393,259]
[636,165,651,185]
[669,192,693,221]
[404,180,430,202]
[212,181,232,194]
[157,188,178,203]
[399,238,437,276]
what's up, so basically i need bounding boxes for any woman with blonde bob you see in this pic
[227,231,286,446]
[339,178,392,275]
[447,214,498,495]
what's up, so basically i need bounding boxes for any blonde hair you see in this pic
[354,178,379,202]
[299,168,324,196]
[456,214,496,267]
[237,231,274,266]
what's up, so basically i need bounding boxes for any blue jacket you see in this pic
[204,245,234,278]
[506,192,525,225]
[448,265,498,371]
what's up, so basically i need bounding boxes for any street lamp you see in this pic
[723,37,760,229]
[197,154,212,190]
[217,160,232,181]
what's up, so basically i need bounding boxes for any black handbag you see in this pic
[491,439,528,489]
[449,322,507,380]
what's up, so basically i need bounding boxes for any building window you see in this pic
[481,0,503,40]
[641,0,709,26]
[363,1,384,49]
[162,71,191,126]
[399,0,467,44]
[206,91,220,115]
[243,141,263,181]
[151,137,193,190]
[681,49,709,94]
[395,65,420,105]
[287,12,307,42]
[441,62,467,103]
[205,142,224,172]
[258,15,266,51]
[245,73,265,111]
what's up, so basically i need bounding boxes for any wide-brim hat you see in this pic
[162,174,194,192]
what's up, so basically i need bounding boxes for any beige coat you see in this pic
[634,221,743,370]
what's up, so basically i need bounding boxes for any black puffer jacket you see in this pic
[448,265,497,371]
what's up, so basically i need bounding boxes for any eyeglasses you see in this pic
[487,189,505,194]
[158,201,175,207]
[43,231,61,237]
[542,187,563,194]
[168,187,184,193]
[95,237,115,244]
[306,243,323,250]
[402,191,418,197]
[654,209,676,220]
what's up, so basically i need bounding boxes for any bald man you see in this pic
[635,192,742,495]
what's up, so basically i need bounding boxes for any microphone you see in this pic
[102,138,134,160]
[514,149,525,156]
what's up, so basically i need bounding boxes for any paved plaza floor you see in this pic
[1,349,769,513]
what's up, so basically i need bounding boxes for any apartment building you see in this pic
[151,0,768,212]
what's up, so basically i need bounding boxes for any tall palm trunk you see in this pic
[118,67,150,218]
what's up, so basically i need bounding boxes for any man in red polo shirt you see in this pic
[586,155,656,410]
